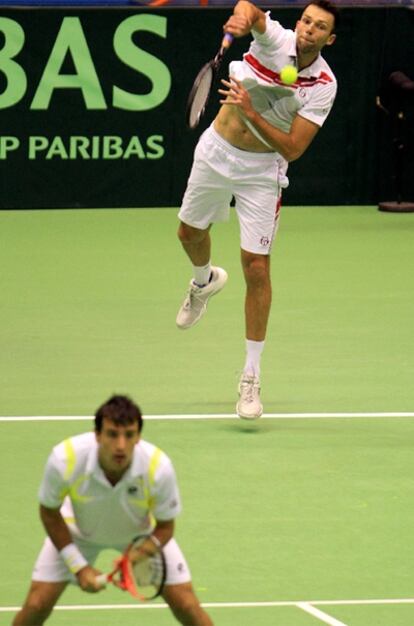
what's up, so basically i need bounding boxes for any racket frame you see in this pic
[96,538,167,601]
[186,32,234,129]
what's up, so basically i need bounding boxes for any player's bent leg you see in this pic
[163,582,214,626]
[177,222,227,330]
[177,222,212,267]
[176,265,228,330]
[12,581,68,626]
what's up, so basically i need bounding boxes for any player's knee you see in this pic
[171,596,203,624]
[17,596,53,624]
[177,222,206,245]
[242,254,270,287]
[168,587,204,624]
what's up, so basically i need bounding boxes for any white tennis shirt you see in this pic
[229,12,337,146]
[38,432,182,546]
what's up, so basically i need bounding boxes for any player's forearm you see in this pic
[225,1,266,37]
[234,1,263,26]
[244,110,304,161]
[129,520,174,562]
[152,519,174,547]
[40,504,73,551]
[40,504,90,575]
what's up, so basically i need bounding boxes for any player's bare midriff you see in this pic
[214,104,276,153]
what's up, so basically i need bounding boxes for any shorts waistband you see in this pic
[207,124,280,161]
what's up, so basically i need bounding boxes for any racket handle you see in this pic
[221,33,234,49]
[95,573,108,588]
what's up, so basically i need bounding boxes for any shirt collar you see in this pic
[298,53,324,78]
[287,36,324,79]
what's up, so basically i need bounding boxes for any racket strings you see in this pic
[129,551,166,599]
[188,67,214,128]
[186,32,233,129]
[132,556,162,585]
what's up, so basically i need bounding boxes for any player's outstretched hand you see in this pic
[219,77,254,117]
[223,14,252,38]
[77,565,104,593]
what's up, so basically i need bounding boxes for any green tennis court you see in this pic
[1,205,414,625]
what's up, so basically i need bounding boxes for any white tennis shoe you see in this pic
[176,266,228,330]
[236,375,263,420]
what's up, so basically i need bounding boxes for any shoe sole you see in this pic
[236,405,263,420]
[176,303,207,329]
[236,378,263,419]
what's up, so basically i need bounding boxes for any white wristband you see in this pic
[60,543,88,574]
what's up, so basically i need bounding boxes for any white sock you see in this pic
[243,339,265,378]
[193,262,212,287]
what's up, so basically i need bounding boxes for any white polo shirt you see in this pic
[38,432,182,547]
[229,12,337,146]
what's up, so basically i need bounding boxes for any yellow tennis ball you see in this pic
[280,65,298,85]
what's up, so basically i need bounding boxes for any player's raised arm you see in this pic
[218,77,320,161]
[223,0,266,38]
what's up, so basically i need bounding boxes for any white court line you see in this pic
[298,602,349,626]
[315,598,414,606]
[1,412,414,422]
[2,597,414,612]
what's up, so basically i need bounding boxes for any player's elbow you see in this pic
[287,149,304,162]
[269,136,305,161]
[282,143,307,162]
[277,148,299,162]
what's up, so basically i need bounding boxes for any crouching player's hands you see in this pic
[77,565,104,593]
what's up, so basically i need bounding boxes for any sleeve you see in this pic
[252,12,288,49]
[151,458,182,521]
[38,450,68,509]
[298,81,337,127]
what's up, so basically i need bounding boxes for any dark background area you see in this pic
[0,6,413,208]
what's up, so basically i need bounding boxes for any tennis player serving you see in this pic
[176,1,339,419]
[12,395,213,626]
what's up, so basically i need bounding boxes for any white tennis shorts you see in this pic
[178,124,289,255]
[32,537,191,586]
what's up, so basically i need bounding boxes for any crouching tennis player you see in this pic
[13,395,213,626]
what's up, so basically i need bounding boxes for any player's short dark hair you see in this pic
[95,395,143,433]
[303,1,340,32]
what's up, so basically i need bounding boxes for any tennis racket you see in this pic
[186,32,234,129]
[96,537,166,601]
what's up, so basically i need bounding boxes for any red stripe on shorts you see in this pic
[275,193,282,220]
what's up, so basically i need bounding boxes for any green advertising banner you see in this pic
[0,9,189,208]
